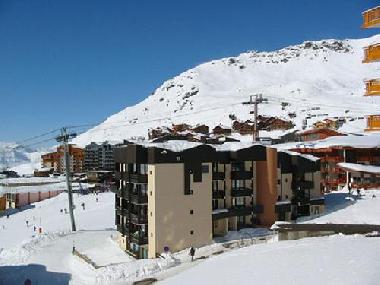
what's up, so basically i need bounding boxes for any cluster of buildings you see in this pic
[40,142,116,176]
[112,142,323,258]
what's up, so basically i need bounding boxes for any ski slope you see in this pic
[74,35,380,146]
[1,189,380,284]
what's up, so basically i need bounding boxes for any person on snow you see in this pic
[189,246,195,262]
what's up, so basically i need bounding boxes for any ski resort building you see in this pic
[362,6,380,131]
[299,129,346,142]
[41,145,84,173]
[292,146,380,192]
[84,142,115,171]
[112,143,322,259]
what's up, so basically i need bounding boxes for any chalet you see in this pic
[212,125,232,135]
[191,124,209,134]
[299,129,346,142]
[313,119,338,130]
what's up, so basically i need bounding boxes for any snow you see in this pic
[300,189,380,225]
[2,187,380,284]
[277,132,380,150]
[337,162,380,174]
[159,235,380,285]
[73,36,380,147]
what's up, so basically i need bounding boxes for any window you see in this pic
[190,210,194,215]
[277,179,280,185]
[202,164,209,173]
[190,230,194,235]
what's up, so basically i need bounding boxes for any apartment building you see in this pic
[113,143,322,259]
[292,146,380,192]
[41,145,84,173]
[276,151,323,220]
[84,142,115,171]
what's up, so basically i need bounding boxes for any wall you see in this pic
[148,163,212,258]
[256,148,278,227]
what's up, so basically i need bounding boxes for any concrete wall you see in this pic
[148,163,212,258]
[256,148,278,227]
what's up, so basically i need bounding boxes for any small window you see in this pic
[149,171,152,175]
[150,191,152,196]
[190,210,194,215]
[201,164,209,173]
[277,179,280,185]
[285,178,288,183]
[150,212,153,217]
[190,230,194,235]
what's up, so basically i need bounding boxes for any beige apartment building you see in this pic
[113,143,323,259]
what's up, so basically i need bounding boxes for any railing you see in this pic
[130,233,148,245]
[365,79,380,96]
[362,6,380,28]
[295,180,314,189]
[363,44,380,63]
[212,172,225,180]
[130,193,148,204]
[231,171,253,180]
[231,188,253,197]
[366,115,380,131]
[130,213,148,224]
[212,190,225,199]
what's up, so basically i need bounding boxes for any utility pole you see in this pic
[249,94,265,142]
[56,127,77,231]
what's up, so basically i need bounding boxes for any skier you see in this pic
[26,220,29,227]
[189,246,195,262]
[81,202,85,210]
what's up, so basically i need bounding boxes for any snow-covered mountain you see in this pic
[0,142,44,175]
[74,36,380,146]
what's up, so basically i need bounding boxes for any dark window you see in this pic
[202,164,209,173]
[190,210,194,215]
[190,230,194,235]
[285,178,288,183]
[277,179,280,185]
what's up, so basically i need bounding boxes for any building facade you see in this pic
[113,143,323,259]
[41,145,84,173]
[292,146,380,192]
[362,6,380,131]
[84,142,115,171]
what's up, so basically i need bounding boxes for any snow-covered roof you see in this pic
[277,133,380,151]
[279,150,320,162]
[337,162,380,175]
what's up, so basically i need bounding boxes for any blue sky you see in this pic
[0,0,378,143]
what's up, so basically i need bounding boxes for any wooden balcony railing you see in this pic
[366,115,380,131]
[363,44,380,63]
[365,79,380,96]
[362,6,380,29]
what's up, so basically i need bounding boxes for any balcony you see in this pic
[116,223,129,234]
[363,44,380,63]
[130,213,148,224]
[212,172,225,180]
[116,205,128,216]
[212,190,225,199]
[129,173,148,184]
[231,187,253,197]
[130,193,148,204]
[115,172,122,180]
[365,115,380,131]
[362,6,380,28]
[295,180,314,190]
[365,79,380,96]
[129,232,148,245]
[230,205,253,216]
[231,171,253,180]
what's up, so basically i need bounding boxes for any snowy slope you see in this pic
[0,142,49,175]
[74,35,380,146]
[160,235,380,285]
